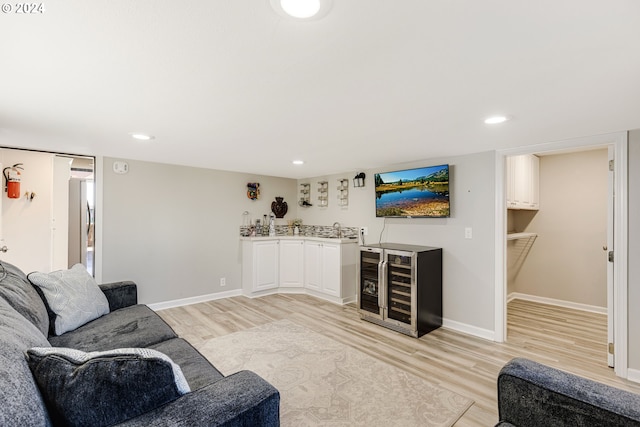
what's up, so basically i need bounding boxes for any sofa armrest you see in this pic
[497,358,640,427]
[99,281,137,311]
[116,370,280,427]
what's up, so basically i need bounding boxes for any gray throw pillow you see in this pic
[26,347,190,427]
[28,264,109,335]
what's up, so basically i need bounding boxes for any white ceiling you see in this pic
[2,1,639,179]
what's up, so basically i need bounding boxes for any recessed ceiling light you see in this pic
[292,160,304,165]
[129,133,155,141]
[270,0,331,20]
[281,0,320,18]
[484,116,510,125]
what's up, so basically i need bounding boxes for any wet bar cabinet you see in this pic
[357,243,442,337]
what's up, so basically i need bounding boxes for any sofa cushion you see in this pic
[28,264,109,335]
[149,338,224,391]
[49,304,177,351]
[0,261,49,336]
[0,297,51,427]
[26,347,190,427]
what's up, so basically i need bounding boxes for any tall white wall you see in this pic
[297,151,497,335]
[101,157,298,304]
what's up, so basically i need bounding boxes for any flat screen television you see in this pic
[374,164,450,218]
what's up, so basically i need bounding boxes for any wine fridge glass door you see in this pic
[358,249,383,318]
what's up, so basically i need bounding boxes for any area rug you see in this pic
[198,319,473,426]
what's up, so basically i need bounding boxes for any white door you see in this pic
[0,161,4,258]
[279,239,304,288]
[607,146,615,367]
[304,241,322,291]
[51,156,71,270]
[321,243,341,297]
[253,241,279,291]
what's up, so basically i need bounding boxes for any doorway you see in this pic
[0,147,96,276]
[68,157,95,276]
[494,132,629,378]
[506,148,610,365]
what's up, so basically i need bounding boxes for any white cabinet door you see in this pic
[506,154,539,210]
[253,240,279,291]
[321,243,341,297]
[527,154,540,209]
[304,241,322,291]
[279,239,304,288]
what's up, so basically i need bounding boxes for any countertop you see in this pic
[240,235,359,244]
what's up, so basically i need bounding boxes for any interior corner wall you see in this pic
[628,130,640,370]
[101,157,297,305]
[297,150,497,334]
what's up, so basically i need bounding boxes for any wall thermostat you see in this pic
[113,161,129,174]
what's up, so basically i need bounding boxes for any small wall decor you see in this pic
[271,196,288,218]
[353,172,366,188]
[337,178,349,206]
[299,183,312,207]
[247,182,260,200]
[317,181,328,207]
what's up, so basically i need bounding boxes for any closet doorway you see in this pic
[506,147,610,367]
[495,132,628,378]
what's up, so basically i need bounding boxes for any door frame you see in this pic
[493,132,628,378]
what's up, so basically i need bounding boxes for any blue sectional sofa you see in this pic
[0,260,280,426]
[496,357,640,426]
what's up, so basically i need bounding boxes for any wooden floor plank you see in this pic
[158,295,640,426]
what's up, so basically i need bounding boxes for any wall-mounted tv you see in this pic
[374,164,450,218]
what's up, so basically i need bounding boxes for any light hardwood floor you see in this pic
[158,295,640,426]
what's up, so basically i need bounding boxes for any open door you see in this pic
[606,146,615,367]
[0,161,4,258]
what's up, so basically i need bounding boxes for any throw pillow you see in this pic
[26,347,190,427]
[0,261,50,336]
[28,264,109,335]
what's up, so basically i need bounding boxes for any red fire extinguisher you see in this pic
[3,163,23,199]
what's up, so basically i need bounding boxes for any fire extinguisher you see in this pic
[3,163,24,199]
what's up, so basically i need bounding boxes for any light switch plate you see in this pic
[465,227,473,239]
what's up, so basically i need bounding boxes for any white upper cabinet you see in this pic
[506,154,539,210]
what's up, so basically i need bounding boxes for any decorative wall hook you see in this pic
[247,183,260,200]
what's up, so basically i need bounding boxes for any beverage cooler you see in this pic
[358,243,442,338]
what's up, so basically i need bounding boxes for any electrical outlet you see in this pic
[360,227,368,236]
[220,277,226,287]
[464,227,473,239]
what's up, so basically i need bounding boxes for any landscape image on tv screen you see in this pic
[374,164,449,218]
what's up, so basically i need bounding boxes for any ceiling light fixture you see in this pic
[292,160,304,165]
[270,0,332,20]
[129,133,155,141]
[484,116,510,125]
[281,0,320,18]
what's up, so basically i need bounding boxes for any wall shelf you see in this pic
[507,232,538,241]
[317,181,328,207]
[337,178,348,207]
[299,183,311,207]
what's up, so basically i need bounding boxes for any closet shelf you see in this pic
[507,232,538,241]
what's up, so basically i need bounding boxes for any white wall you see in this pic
[510,149,608,308]
[297,151,497,335]
[101,157,298,304]
[0,149,55,273]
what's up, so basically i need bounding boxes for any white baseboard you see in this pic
[508,292,607,315]
[442,318,495,341]
[149,289,243,311]
[626,368,640,384]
